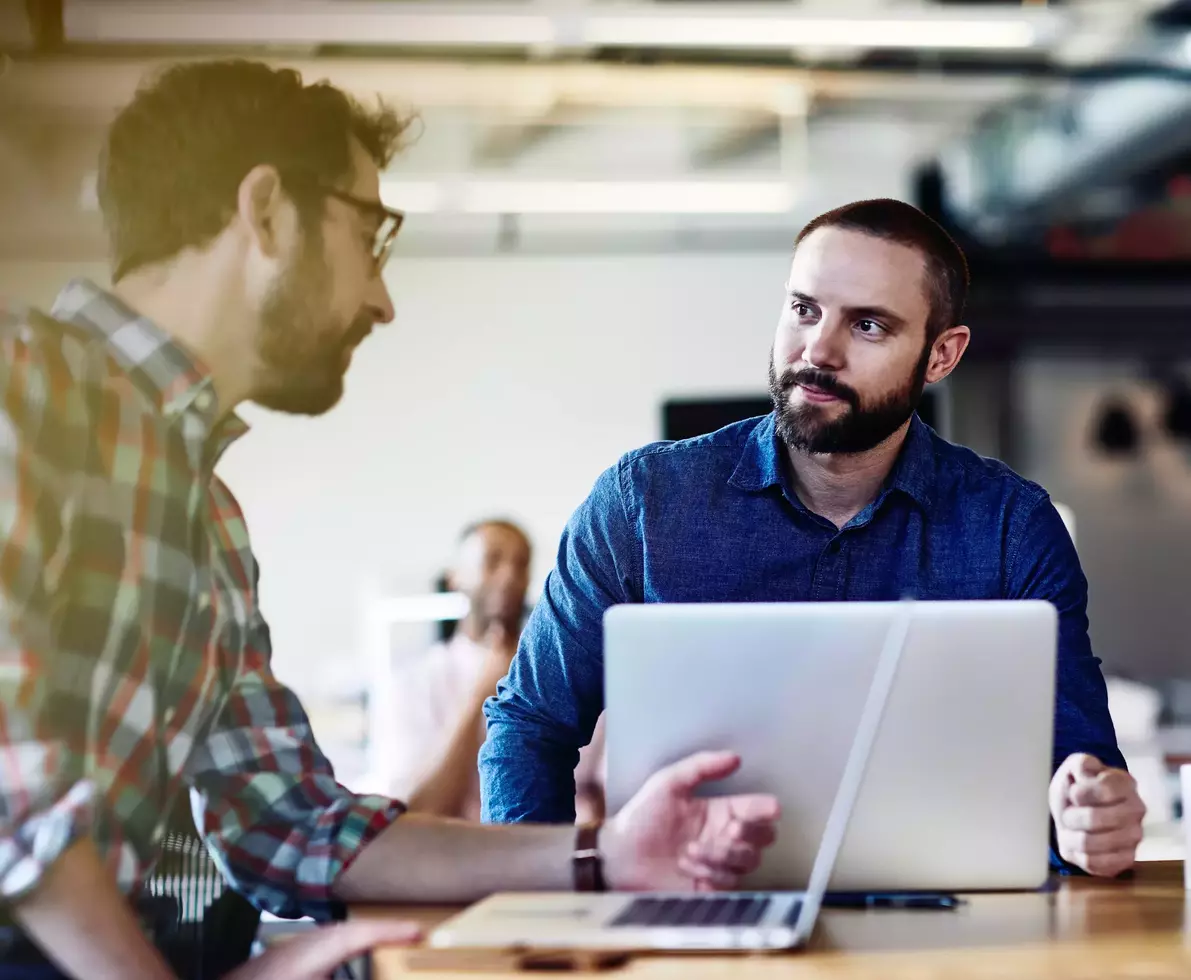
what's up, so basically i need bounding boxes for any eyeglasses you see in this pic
[112,178,405,284]
[322,187,405,274]
[282,172,405,273]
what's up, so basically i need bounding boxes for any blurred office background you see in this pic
[3,1,1191,823]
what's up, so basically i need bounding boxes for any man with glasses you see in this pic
[0,60,780,980]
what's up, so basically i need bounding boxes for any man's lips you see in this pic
[795,383,844,403]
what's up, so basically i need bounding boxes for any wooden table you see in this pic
[355,861,1190,979]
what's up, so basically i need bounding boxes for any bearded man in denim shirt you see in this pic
[480,199,1146,880]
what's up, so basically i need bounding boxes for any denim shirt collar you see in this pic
[729,412,937,514]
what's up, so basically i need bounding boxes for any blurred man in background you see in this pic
[392,520,605,822]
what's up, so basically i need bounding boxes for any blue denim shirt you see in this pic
[479,414,1124,852]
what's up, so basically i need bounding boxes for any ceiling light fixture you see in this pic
[584,15,1040,52]
[77,173,801,217]
[62,1,1056,53]
[381,177,800,215]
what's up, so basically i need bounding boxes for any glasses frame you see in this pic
[321,186,405,274]
[280,170,405,274]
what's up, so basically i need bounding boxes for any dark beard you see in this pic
[254,238,370,416]
[768,345,930,455]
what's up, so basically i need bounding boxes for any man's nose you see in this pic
[366,276,395,325]
[802,317,846,371]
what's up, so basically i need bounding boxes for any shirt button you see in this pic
[163,707,176,726]
[197,591,212,611]
[194,390,213,412]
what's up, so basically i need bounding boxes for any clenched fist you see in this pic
[1049,753,1145,878]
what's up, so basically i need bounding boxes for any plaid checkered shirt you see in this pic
[0,279,404,920]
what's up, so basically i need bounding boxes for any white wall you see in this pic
[232,252,790,702]
[0,262,110,308]
[0,253,792,705]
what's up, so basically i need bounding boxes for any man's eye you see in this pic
[856,320,884,335]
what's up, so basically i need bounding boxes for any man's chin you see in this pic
[784,430,845,455]
[775,409,856,455]
[255,378,345,416]
[779,415,911,456]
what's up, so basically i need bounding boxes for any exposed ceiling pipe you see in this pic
[937,28,1191,238]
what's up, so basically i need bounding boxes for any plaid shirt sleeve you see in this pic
[187,607,405,921]
[0,315,99,901]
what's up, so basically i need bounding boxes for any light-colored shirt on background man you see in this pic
[391,631,604,822]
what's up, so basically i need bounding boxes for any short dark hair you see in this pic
[99,59,414,280]
[459,519,532,550]
[794,199,969,341]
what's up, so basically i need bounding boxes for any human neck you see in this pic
[460,611,518,646]
[458,614,488,644]
[784,421,911,529]
[112,256,258,416]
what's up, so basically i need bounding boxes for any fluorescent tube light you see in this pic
[383,178,799,215]
[63,1,1053,53]
[585,15,1039,52]
[64,1,555,46]
[79,173,800,216]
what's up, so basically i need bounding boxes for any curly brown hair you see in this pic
[100,59,414,281]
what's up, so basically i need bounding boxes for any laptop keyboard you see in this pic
[609,896,799,929]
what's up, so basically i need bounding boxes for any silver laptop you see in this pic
[605,600,1057,893]
[428,601,916,953]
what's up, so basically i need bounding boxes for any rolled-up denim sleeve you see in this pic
[480,461,640,823]
[1007,493,1126,873]
[1008,494,1124,774]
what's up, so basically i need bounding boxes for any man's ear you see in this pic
[236,164,290,260]
[924,325,971,385]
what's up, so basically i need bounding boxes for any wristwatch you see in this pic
[573,823,607,892]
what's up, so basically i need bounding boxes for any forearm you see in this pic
[332,813,574,904]
[407,691,488,818]
[575,782,606,826]
[574,719,606,826]
[12,837,176,980]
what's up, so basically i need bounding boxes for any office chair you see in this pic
[143,800,261,980]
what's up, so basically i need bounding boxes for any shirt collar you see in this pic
[728,414,784,493]
[49,279,249,460]
[884,414,937,511]
[728,411,936,512]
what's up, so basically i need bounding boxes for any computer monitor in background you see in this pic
[662,388,946,442]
